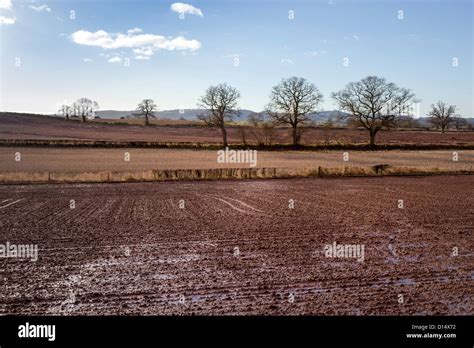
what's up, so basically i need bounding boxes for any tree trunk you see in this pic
[81,115,86,122]
[369,129,376,147]
[145,113,149,126]
[292,125,299,146]
[441,124,445,133]
[221,127,228,147]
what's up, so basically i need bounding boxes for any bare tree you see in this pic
[247,113,265,145]
[247,112,276,146]
[71,103,78,118]
[71,102,79,120]
[136,99,157,126]
[396,116,421,129]
[58,105,72,120]
[321,118,334,145]
[236,126,249,146]
[332,76,416,146]
[266,77,323,146]
[452,115,468,131]
[72,98,99,122]
[197,83,241,147]
[428,101,456,133]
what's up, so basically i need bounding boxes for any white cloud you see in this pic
[108,57,122,63]
[133,47,154,56]
[127,27,142,34]
[134,55,150,60]
[280,58,294,65]
[29,4,52,12]
[0,0,12,10]
[71,29,201,59]
[352,34,360,40]
[170,2,203,17]
[83,58,93,63]
[0,15,15,25]
[0,0,14,25]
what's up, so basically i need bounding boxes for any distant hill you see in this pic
[309,110,351,124]
[96,109,350,124]
[96,109,256,121]
[416,117,474,127]
[88,109,474,127]
[94,110,132,119]
[407,117,474,127]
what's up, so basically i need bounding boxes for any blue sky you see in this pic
[1,0,472,117]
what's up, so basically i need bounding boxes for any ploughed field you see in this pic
[0,176,472,315]
[1,112,473,145]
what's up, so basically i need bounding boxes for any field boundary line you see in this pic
[1,138,474,151]
[0,166,473,184]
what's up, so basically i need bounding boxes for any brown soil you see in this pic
[0,176,472,315]
[1,112,473,145]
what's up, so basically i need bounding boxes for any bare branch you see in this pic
[197,83,241,147]
[136,99,157,126]
[332,76,417,146]
[428,101,456,133]
[266,76,323,145]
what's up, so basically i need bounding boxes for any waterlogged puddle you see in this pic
[438,276,450,283]
[404,255,419,262]
[156,253,200,264]
[385,256,399,264]
[368,277,416,289]
[445,295,473,313]
[313,288,333,294]
[398,242,429,248]
[369,278,391,289]
[79,253,200,267]
[195,241,218,248]
[152,273,176,280]
[395,278,415,286]
[82,258,134,269]
[188,293,229,304]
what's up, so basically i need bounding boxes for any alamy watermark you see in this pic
[0,242,38,262]
[383,101,421,117]
[217,147,257,167]
[18,322,55,341]
[323,241,365,262]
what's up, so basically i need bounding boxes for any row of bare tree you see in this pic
[197,76,465,146]
[58,76,467,147]
[58,98,100,123]
[59,97,157,125]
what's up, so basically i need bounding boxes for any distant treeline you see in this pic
[56,75,472,147]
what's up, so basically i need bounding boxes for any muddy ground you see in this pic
[0,176,472,315]
[1,112,473,145]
